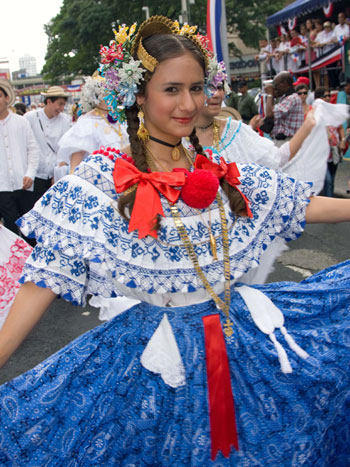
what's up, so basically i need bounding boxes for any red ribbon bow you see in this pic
[194,154,253,218]
[113,159,186,239]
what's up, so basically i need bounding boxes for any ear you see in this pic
[136,94,145,107]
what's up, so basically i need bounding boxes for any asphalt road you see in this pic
[1,161,349,384]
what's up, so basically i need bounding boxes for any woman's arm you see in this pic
[70,151,86,174]
[338,125,346,151]
[306,196,350,224]
[0,282,57,368]
[288,110,316,160]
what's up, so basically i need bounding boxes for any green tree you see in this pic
[42,0,283,82]
[225,0,285,53]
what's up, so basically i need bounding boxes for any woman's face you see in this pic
[202,85,225,119]
[321,90,331,102]
[306,19,312,30]
[297,87,308,103]
[137,52,205,144]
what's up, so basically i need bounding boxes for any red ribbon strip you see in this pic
[202,314,239,460]
[113,159,186,239]
[194,154,253,218]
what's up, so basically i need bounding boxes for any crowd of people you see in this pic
[0,13,349,465]
[256,10,350,89]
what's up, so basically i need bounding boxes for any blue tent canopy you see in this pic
[266,0,342,26]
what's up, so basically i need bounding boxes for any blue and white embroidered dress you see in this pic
[0,152,349,466]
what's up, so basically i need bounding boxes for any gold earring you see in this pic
[137,109,149,143]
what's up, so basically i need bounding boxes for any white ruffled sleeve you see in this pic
[18,174,122,306]
[220,118,290,170]
[57,115,129,165]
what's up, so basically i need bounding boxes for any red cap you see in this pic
[293,77,310,86]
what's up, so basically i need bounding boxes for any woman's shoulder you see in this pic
[70,148,129,200]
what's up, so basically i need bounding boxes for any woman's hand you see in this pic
[249,115,264,131]
[304,108,316,131]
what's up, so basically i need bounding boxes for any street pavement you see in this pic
[1,161,349,383]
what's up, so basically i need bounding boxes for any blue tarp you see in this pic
[266,0,342,26]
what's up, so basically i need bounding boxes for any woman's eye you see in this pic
[191,85,204,92]
[165,87,178,93]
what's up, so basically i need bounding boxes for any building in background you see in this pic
[19,55,37,77]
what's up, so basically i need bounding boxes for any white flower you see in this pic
[118,58,145,86]
[80,76,106,113]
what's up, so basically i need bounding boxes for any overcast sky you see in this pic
[1,0,64,74]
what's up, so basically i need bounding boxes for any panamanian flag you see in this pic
[206,0,230,71]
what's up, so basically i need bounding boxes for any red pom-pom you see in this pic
[181,169,219,209]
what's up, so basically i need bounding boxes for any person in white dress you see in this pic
[55,74,129,180]
[186,60,348,284]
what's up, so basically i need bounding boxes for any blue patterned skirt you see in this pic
[0,261,349,466]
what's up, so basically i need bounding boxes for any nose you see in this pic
[179,89,198,113]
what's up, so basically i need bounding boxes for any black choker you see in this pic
[197,121,213,131]
[149,135,182,161]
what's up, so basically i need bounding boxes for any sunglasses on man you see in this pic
[297,91,308,95]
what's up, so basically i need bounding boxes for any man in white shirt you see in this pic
[334,12,350,42]
[314,22,339,88]
[0,80,39,243]
[25,86,71,202]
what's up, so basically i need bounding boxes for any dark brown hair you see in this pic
[44,96,68,105]
[118,33,247,230]
[295,84,308,92]
[0,87,8,97]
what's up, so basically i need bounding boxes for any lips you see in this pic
[173,117,193,124]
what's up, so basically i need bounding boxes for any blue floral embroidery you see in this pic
[84,196,99,210]
[17,155,312,305]
[254,190,269,205]
[69,259,87,277]
[68,208,82,224]
[40,192,52,206]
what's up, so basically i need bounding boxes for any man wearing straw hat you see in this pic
[25,86,71,201]
[0,79,39,243]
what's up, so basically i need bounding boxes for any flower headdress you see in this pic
[99,16,210,123]
[198,35,231,96]
[79,72,107,114]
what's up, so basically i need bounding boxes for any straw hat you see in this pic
[0,79,16,106]
[41,86,69,98]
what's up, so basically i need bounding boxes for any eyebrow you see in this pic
[162,80,204,86]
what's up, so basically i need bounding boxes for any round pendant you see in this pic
[171,146,181,161]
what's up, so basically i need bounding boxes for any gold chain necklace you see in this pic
[195,119,220,150]
[146,146,233,337]
[212,119,220,150]
[170,195,233,337]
